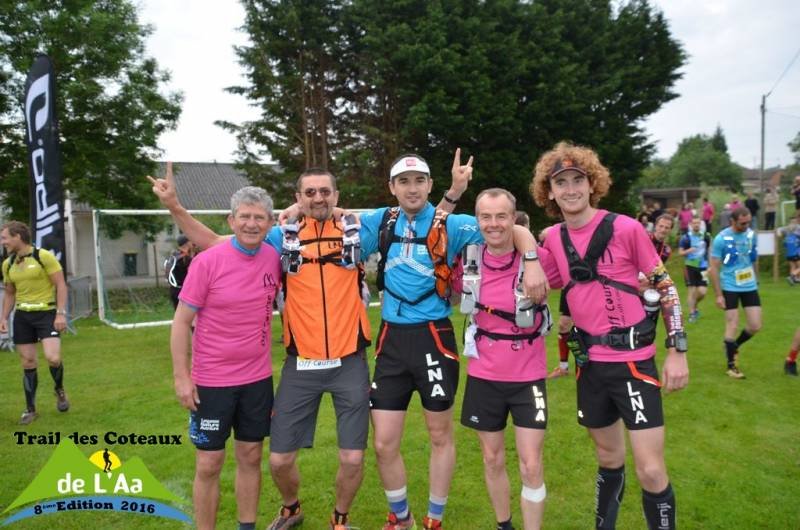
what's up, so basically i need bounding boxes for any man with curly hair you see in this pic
[530,142,689,530]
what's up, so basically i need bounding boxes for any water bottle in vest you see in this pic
[281,218,302,275]
[643,289,660,323]
[514,273,535,328]
[341,214,361,269]
[460,244,481,314]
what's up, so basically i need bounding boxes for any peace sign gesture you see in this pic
[146,161,180,209]
[450,147,474,198]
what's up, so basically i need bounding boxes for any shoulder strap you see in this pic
[376,207,400,292]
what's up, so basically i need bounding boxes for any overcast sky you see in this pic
[140,0,800,169]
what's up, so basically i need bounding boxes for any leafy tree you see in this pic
[711,124,728,154]
[0,0,181,233]
[229,0,686,221]
[647,133,742,190]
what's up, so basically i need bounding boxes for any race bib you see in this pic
[701,270,709,282]
[734,266,754,286]
[296,357,342,370]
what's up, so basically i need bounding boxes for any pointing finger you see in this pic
[466,155,473,168]
[165,161,174,183]
[452,148,461,170]
[145,175,157,185]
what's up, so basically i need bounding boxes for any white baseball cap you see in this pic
[389,155,430,180]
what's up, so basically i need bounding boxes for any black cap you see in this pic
[177,235,189,246]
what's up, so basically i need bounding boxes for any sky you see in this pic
[139,0,800,170]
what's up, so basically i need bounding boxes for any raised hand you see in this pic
[146,161,180,209]
[450,147,474,197]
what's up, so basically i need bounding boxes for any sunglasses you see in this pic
[301,187,333,198]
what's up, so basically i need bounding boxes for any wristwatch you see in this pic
[665,331,688,353]
[523,249,539,262]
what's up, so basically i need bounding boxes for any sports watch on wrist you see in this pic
[522,249,539,262]
[665,331,688,353]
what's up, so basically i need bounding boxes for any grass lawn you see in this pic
[1,258,799,529]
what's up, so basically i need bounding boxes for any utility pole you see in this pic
[760,94,766,194]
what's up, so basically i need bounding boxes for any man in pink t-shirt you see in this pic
[530,142,689,530]
[171,186,281,530]
[455,189,550,530]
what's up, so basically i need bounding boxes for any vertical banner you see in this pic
[23,53,67,273]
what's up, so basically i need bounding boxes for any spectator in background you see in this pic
[678,203,693,235]
[164,234,195,310]
[637,212,653,233]
[763,188,778,231]
[744,191,760,230]
[719,203,733,231]
[729,194,742,211]
[702,197,715,234]
[776,211,800,285]
[515,210,531,230]
[792,176,800,210]
[650,214,674,263]
[648,201,664,225]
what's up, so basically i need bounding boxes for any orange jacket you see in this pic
[283,216,371,359]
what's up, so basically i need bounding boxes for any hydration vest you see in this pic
[464,246,551,344]
[560,214,655,351]
[560,213,640,299]
[376,206,451,307]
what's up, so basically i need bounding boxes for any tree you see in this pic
[0,0,181,231]
[646,133,742,190]
[228,0,685,220]
[711,124,728,154]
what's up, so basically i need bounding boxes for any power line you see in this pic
[767,45,800,97]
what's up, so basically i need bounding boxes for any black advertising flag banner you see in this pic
[23,54,67,273]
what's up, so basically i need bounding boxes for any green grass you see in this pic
[1,258,799,529]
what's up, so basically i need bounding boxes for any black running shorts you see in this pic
[370,318,460,412]
[722,289,761,311]
[576,358,663,431]
[461,375,548,431]
[683,265,708,287]
[189,377,273,451]
[13,309,58,344]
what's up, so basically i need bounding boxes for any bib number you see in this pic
[734,266,754,286]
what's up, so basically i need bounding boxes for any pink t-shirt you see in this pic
[678,209,693,230]
[539,210,660,362]
[453,249,547,382]
[179,240,282,386]
[702,202,714,222]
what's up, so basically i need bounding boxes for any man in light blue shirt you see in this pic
[708,207,761,379]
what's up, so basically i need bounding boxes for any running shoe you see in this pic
[55,388,70,412]
[726,366,746,379]
[421,516,442,530]
[267,504,304,530]
[788,276,796,286]
[329,512,353,529]
[547,366,569,378]
[19,410,38,425]
[688,310,699,323]
[383,511,416,529]
[785,360,798,376]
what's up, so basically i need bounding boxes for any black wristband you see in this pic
[443,193,459,205]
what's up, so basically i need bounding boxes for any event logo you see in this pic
[1,439,190,526]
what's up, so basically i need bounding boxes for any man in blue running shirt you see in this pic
[708,207,761,379]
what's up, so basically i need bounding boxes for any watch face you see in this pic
[524,250,538,260]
